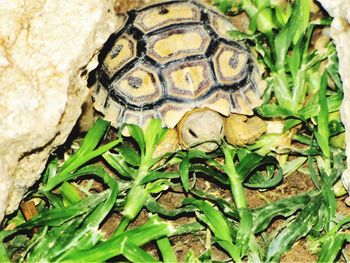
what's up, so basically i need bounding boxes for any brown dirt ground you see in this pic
[108,0,350,262]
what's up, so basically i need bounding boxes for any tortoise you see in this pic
[91,0,267,152]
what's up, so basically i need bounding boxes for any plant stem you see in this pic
[114,217,130,236]
[114,163,150,235]
[223,145,247,209]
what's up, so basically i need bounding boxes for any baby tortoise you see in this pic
[92,0,267,152]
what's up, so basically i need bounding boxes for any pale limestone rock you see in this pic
[317,0,350,194]
[0,0,117,221]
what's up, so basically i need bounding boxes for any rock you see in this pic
[317,0,350,194]
[0,0,117,222]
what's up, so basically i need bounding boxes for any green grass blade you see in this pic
[180,153,190,192]
[281,157,307,176]
[318,234,346,263]
[42,157,58,185]
[274,0,307,69]
[44,139,120,191]
[61,118,110,171]
[320,169,336,231]
[123,185,149,220]
[216,240,241,262]
[315,72,330,158]
[123,241,160,262]
[255,104,296,118]
[63,216,173,262]
[103,152,136,178]
[283,93,343,131]
[291,0,310,45]
[308,156,321,190]
[128,123,146,156]
[27,215,87,262]
[244,168,283,189]
[252,192,313,233]
[145,198,195,217]
[190,188,238,218]
[0,233,10,263]
[271,71,293,109]
[140,171,179,184]
[236,153,279,181]
[144,119,168,159]
[183,198,232,242]
[236,208,253,256]
[157,237,177,263]
[75,166,119,228]
[115,144,141,167]
[265,194,323,262]
[190,164,229,185]
[60,182,81,205]
[16,191,108,229]
[326,48,342,90]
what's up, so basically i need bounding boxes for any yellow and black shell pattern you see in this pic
[92,0,264,129]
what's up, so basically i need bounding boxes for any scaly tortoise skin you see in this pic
[92,0,265,150]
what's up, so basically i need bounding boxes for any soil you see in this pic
[102,0,350,262]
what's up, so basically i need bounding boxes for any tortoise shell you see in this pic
[92,0,264,129]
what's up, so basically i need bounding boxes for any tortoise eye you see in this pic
[159,6,169,15]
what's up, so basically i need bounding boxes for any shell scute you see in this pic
[93,0,265,128]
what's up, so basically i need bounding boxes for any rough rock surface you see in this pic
[0,0,117,221]
[317,0,350,194]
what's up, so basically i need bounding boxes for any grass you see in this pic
[1,0,350,262]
